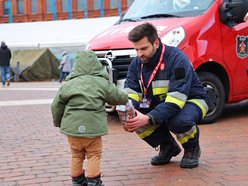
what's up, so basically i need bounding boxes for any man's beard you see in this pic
[141,58,149,63]
[140,47,157,64]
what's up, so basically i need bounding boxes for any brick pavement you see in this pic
[0,82,248,186]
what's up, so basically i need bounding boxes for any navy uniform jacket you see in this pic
[125,41,209,139]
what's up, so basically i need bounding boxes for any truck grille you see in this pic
[112,56,133,79]
[95,50,136,81]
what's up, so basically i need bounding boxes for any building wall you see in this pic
[0,0,133,23]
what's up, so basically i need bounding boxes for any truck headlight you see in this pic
[161,26,185,47]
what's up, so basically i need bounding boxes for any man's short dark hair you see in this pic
[128,22,158,44]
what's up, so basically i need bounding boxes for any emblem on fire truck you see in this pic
[236,35,248,59]
[104,51,115,61]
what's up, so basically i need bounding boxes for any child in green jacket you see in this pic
[51,50,128,186]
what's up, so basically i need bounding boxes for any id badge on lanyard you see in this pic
[139,97,151,108]
[139,44,165,109]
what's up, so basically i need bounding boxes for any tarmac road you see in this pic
[0,82,248,186]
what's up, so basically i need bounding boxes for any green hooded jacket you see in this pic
[51,50,128,137]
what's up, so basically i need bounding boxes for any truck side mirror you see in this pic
[220,0,248,27]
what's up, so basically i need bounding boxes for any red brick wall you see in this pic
[0,0,130,23]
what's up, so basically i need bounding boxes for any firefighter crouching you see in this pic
[119,22,210,168]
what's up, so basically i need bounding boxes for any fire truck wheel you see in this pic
[198,72,226,124]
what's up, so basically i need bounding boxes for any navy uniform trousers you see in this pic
[143,102,202,149]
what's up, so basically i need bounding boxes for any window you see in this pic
[77,0,84,11]
[31,0,38,14]
[93,0,100,10]
[17,0,24,14]
[46,0,53,13]
[110,0,118,9]
[3,1,9,16]
[62,0,69,12]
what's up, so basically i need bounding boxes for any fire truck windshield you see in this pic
[121,0,214,22]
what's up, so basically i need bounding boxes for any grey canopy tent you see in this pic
[10,48,60,81]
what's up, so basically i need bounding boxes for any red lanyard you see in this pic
[140,44,165,97]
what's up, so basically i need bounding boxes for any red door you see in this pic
[221,21,248,99]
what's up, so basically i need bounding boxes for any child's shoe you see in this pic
[72,173,88,186]
[87,175,104,186]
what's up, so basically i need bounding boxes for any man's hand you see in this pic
[124,110,150,132]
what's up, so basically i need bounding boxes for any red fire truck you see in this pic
[87,0,248,124]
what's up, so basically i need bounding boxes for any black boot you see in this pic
[87,175,104,186]
[72,173,88,186]
[151,141,181,165]
[180,145,201,168]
